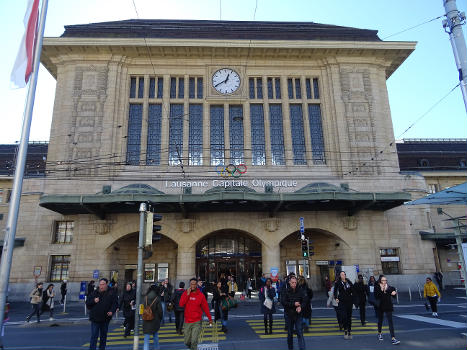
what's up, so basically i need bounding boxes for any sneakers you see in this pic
[49,317,54,321]
[344,331,349,339]
[348,333,352,339]
[433,312,438,317]
[378,334,383,341]
[210,309,215,313]
[392,338,401,345]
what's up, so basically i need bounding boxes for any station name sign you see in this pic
[165,179,298,189]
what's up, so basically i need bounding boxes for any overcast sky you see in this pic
[0,0,466,143]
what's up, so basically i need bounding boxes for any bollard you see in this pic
[418,284,422,299]
[62,294,67,314]
[84,296,87,316]
[408,287,412,302]
[396,288,399,304]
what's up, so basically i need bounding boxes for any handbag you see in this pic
[263,297,273,310]
[221,296,237,311]
[166,302,174,312]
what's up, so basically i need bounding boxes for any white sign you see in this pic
[381,256,400,262]
[315,260,329,265]
[165,179,298,189]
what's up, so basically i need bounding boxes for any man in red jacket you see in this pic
[179,277,213,350]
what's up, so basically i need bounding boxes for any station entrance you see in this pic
[196,230,262,290]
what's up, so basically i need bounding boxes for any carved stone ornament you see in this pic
[342,216,358,230]
[94,220,113,235]
[261,218,279,232]
[180,219,195,233]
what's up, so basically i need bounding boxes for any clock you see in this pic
[212,68,241,95]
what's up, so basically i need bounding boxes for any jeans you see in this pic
[378,310,395,338]
[428,296,438,313]
[174,310,184,332]
[286,315,305,350]
[143,332,159,350]
[26,304,41,322]
[161,301,166,324]
[184,320,202,350]
[338,302,353,332]
[89,321,110,350]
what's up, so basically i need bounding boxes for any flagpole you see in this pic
[0,0,48,340]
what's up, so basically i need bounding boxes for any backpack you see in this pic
[142,296,157,321]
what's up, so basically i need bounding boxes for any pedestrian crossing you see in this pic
[82,322,226,347]
[246,317,389,338]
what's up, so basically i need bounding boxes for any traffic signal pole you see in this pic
[133,202,146,350]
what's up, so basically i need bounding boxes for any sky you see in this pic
[0,0,466,144]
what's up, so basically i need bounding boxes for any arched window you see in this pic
[419,159,430,167]
[459,159,466,168]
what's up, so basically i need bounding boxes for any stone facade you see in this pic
[3,20,447,300]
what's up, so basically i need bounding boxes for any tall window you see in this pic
[308,104,326,164]
[249,78,263,99]
[168,104,184,165]
[0,189,3,203]
[170,77,185,98]
[210,105,224,166]
[149,77,163,98]
[267,77,281,99]
[189,104,203,165]
[289,105,306,165]
[269,104,285,165]
[189,77,203,99]
[287,78,301,99]
[53,221,74,243]
[229,105,244,164]
[126,104,143,165]
[146,104,162,165]
[250,104,266,165]
[50,255,70,282]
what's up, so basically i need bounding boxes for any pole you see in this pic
[0,0,48,343]
[133,203,146,350]
[443,0,467,113]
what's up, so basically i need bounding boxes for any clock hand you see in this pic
[224,74,230,83]
[214,80,225,88]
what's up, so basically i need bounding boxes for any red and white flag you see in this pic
[10,0,40,88]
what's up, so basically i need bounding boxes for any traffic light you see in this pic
[301,239,308,258]
[144,212,163,247]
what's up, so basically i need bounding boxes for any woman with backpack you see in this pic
[40,284,55,320]
[259,277,276,334]
[213,281,229,333]
[172,281,186,335]
[142,284,163,350]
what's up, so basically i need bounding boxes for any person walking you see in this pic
[297,276,313,332]
[172,281,186,335]
[86,278,118,350]
[259,277,276,334]
[246,277,253,299]
[424,277,441,317]
[375,275,400,345]
[324,276,332,292]
[213,281,229,333]
[142,284,163,350]
[26,282,43,323]
[180,278,212,350]
[119,282,136,338]
[87,280,96,297]
[227,276,238,298]
[334,271,354,339]
[159,278,173,324]
[353,274,367,326]
[366,276,378,318]
[60,280,67,305]
[327,284,342,331]
[40,284,55,320]
[281,275,307,350]
[280,272,295,331]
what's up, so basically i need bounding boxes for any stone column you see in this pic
[262,242,280,278]
[176,245,196,282]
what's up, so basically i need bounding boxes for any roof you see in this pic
[61,19,381,42]
[0,143,48,177]
[406,182,467,206]
[397,139,467,172]
[39,185,410,219]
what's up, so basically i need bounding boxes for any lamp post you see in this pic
[437,208,467,297]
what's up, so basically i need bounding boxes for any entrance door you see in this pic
[217,260,237,279]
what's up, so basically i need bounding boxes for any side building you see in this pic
[3,19,441,299]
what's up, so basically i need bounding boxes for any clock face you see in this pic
[212,68,241,95]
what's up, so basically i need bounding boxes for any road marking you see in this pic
[396,314,467,328]
[246,317,388,339]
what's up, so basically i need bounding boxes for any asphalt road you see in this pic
[4,287,466,350]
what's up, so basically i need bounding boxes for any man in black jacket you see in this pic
[281,276,307,350]
[353,274,367,326]
[86,278,118,350]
